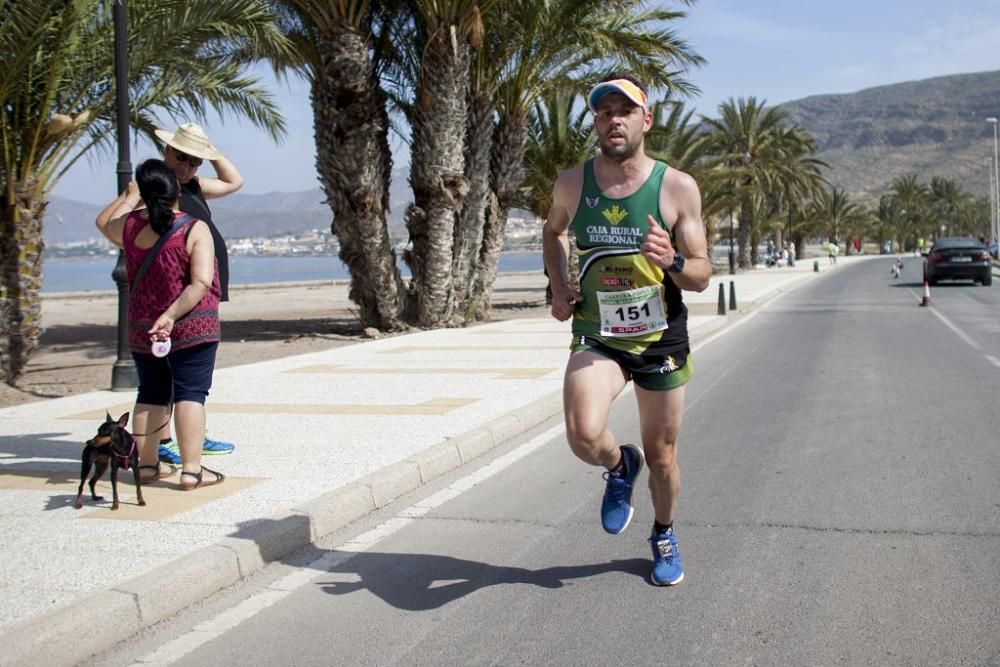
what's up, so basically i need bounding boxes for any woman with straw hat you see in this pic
[153,122,242,462]
[154,122,243,304]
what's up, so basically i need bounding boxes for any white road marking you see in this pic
[986,355,1000,368]
[928,307,982,351]
[130,422,564,666]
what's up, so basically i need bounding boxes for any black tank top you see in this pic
[180,178,230,302]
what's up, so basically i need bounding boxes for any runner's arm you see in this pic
[543,170,583,321]
[665,172,711,292]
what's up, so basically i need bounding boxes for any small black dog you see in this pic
[74,412,145,511]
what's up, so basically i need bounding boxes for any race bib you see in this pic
[597,285,668,337]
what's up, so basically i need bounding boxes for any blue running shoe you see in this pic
[202,436,235,455]
[600,444,644,534]
[157,440,182,465]
[649,525,684,586]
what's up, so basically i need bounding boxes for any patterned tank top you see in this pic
[569,159,688,355]
[123,211,221,355]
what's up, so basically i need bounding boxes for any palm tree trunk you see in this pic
[312,29,403,332]
[404,30,471,327]
[469,109,528,321]
[0,178,45,384]
[738,197,753,269]
[451,88,493,325]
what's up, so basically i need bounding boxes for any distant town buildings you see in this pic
[47,216,545,259]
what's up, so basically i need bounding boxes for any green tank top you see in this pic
[569,159,688,355]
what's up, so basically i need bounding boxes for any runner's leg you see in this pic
[635,384,686,524]
[563,350,628,469]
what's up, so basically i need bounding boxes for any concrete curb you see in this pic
[0,267,827,667]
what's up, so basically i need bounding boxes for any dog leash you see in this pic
[129,360,175,438]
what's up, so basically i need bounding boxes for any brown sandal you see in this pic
[180,466,225,490]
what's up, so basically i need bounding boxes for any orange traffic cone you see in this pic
[920,280,931,307]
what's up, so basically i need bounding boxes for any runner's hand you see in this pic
[551,285,582,322]
[640,215,676,270]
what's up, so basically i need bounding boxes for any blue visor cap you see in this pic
[588,79,649,112]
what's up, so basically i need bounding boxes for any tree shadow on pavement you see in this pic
[317,551,650,610]
[0,431,81,468]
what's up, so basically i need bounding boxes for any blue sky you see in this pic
[54,0,1000,204]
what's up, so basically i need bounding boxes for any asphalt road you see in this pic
[88,257,1000,667]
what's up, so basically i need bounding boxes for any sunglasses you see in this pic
[170,147,203,167]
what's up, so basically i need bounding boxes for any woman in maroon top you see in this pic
[96,159,224,490]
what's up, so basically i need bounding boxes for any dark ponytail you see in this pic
[135,159,179,235]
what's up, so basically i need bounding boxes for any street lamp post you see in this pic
[988,157,996,245]
[988,117,1000,246]
[110,0,137,390]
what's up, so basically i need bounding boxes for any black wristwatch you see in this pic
[668,251,685,274]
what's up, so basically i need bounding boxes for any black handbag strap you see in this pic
[130,213,194,296]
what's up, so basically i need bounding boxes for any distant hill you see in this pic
[779,69,1000,204]
[46,167,413,245]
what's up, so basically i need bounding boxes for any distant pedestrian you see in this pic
[787,241,796,267]
[828,240,839,265]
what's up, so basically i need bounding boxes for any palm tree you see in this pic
[646,101,706,173]
[518,91,595,219]
[645,100,728,256]
[889,174,930,251]
[809,187,865,248]
[876,194,904,251]
[953,196,991,239]
[702,98,825,268]
[272,0,407,332]
[466,0,704,322]
[929,176,968,237]
[401,0,485,327]
[517,90,595,301]
[0,0,291,384]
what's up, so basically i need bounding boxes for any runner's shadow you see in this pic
[318,552,649,610]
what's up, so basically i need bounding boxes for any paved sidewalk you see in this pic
[0,256,870,666]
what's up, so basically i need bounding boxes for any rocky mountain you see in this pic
[779,69,1000,204]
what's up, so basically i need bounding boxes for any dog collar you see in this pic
[114,436,137,470]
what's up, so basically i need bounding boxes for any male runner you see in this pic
[542,74,711,585]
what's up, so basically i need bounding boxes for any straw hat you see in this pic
[153,122,221,160]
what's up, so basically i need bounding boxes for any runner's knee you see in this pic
[643,441,678,477]
[564,418,611,463]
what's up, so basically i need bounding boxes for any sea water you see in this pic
[41,252,544,294]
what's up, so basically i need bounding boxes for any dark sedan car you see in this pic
[923,237,992,286]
